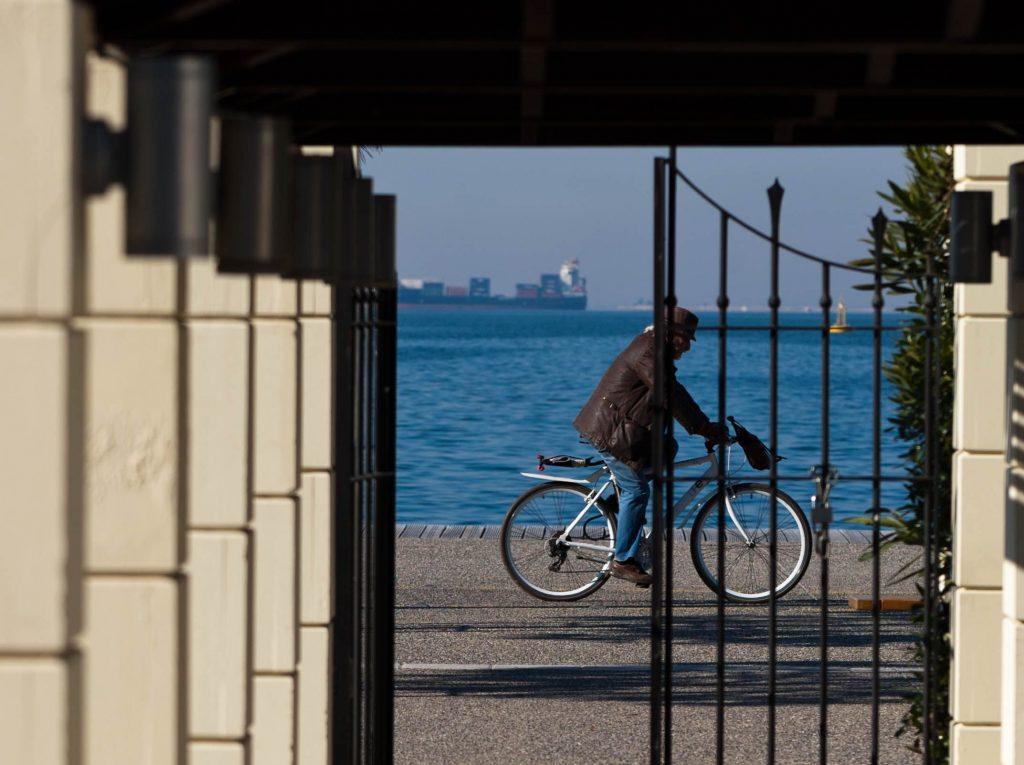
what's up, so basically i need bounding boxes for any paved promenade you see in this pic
[395,528,921,764]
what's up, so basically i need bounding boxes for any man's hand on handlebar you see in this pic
[695,420,729,443]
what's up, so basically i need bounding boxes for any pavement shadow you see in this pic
[397,597,914,651]
[395,660,915,706]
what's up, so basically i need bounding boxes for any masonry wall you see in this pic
[950,145,1024,764]
[0,5,336,762]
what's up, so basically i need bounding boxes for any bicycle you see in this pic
[499,424,812,603]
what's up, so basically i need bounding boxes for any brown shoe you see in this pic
[610,559,652,587]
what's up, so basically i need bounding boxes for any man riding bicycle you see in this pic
[572,306,727,587]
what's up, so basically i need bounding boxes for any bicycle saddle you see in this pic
[536,454,602,471]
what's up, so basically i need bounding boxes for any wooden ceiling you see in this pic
[88,0,1024,145]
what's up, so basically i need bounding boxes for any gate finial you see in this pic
[871,208,888,252]
[767,179,785,230]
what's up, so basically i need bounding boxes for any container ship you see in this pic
[398,259,587,310]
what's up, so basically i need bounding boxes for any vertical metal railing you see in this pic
[664,147,677,765]
[817,263,832,765]
[870,212,887,764]
[373,286,397,764]
[922,247,937,765]
[650,156,668,765]
[766,180,784,765]
[332,286,359,762]
[715,209,729,765]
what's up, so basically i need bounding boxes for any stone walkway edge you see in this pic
[395,523,875,544]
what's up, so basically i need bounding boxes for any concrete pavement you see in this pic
[395,533,923,764]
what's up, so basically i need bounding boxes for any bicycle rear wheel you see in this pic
[500,482,616,602]
[689,483,811,603]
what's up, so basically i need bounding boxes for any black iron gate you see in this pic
[333,282,398,764]
[649,150,941,764]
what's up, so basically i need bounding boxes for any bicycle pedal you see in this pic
[635,582,651,589]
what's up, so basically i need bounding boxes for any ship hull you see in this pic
[397,293,586,310]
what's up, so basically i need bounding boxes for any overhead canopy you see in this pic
[88,1,1024,146]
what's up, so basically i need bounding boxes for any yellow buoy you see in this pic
[830,298,851,334]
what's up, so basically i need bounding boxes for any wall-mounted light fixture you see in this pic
[216,115,293,274]
[373,195,396,287]
[1010,162,1024,280]
[285,154,337,280]
[334,177,375,284]
[82,54,215,258]
[949,171,1017,284]
[126,56,215,256]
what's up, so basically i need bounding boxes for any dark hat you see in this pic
[665,306,699,340]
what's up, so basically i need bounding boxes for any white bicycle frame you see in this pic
[518,442,753,559]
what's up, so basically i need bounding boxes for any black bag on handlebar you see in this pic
[727,416,783,471]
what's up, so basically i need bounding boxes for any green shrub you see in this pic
[849,145,954,761]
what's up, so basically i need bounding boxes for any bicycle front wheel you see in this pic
[689,483,811,603]
[500,482,617,602]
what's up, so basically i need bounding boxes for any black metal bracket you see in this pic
[810,464,837,557]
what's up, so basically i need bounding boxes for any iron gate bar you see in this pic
[716,209,728,765]
[674,168,877,274]
[819,262,832,765]
[650,155,667,765]
[664,146,677,765]
[922,250,936,764]
[373,286,397,765]
[331,286,358,762]
[766,179,784,765]
[870,212,887,765]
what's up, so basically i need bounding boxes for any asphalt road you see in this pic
[395,535,922,764]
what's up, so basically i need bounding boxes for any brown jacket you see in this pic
[572,331,709,471]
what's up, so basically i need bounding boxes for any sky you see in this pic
[362,147,912,311]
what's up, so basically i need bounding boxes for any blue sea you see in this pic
[397,309,909,528]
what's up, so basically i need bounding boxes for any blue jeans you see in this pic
[597,450,650,563]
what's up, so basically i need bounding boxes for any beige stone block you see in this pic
[253,274,298,317]
[83,54,178,314]
[184,259,250,316]
[954,317,1008,453]
[953,180,1010,318]
[0,659,66,765]
[1007,317,1024,464]
[189,742,246,765]
[952,723,1000,765]
[297,627,329,765]
[300,473,332,625]
[78,320,179,572]
[300,318,332,470]
[955,145,1024,181]
[954,452,1006,588]
[189,531,248,738]
[0,326,68,650]
[952,588,1002,724]
[0,0,74,316]
[301,280,333,316]
[253,499,297,671]
[1006,469,1024,620]
[1001,618,1024,764]
[188,321,248,528]
[252,676,294,765]
[84,578,178,765]
[253,320,298,495]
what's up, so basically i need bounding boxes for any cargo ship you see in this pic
[398,259,587,310]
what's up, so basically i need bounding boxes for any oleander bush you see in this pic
[849,145,954,762]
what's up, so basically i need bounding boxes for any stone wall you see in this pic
[950,145,1024,764]
[0,5,336,762]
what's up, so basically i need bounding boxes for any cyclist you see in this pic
[572,306,727,586]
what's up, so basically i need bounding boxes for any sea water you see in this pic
[398,309,910,528]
